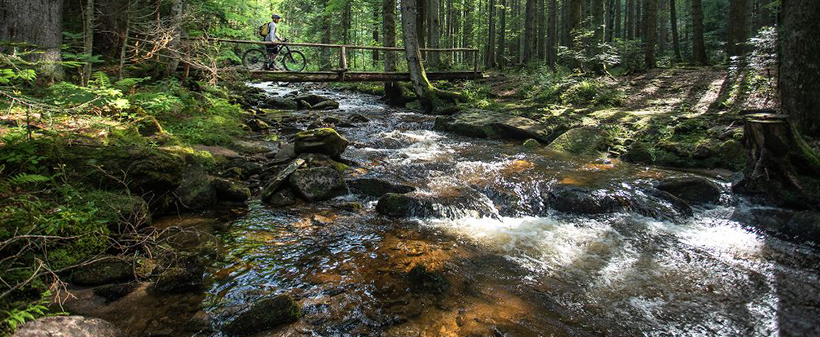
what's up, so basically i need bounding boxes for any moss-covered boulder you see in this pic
[348,178,415,198]
[71,259,133,286]
[212,177,251,202]
[434,109,559,142]
[656,177,722,205]
[288,167,348,201]
[77,191,150,234]
[154,256,205,294]
[293,128,349,158]
[522,138,541,149]
[93,282,139,303]
[546,127,608,157]
[222,295,300,336]
[267,187,298,207]
[174,167,217,210]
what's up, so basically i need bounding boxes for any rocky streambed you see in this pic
[24,83,820,337]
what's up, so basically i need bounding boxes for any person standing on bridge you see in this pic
[264,14,285,70]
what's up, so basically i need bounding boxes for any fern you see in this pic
[7,173,50,186]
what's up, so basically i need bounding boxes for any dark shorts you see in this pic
[266,44,281,54]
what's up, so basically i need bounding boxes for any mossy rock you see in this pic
[434,109,557,142]
[546,127,608,157]
[93,282,139,303]
[293,128,349,158]
[656,177,722,205]
[222,295,300,336]
[212,177,251,202]
[173,166,217,210]
[288,167,348,202]
[77,190,150,234]
[522,138,541,149]
[71,259,133,286]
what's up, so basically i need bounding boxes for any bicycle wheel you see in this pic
[282,51,307,72]
[242,48,267,71]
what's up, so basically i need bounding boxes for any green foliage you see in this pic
[1,291,60,334]
[527,66,622,107]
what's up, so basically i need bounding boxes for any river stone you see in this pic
[288,167,349,201]
[294,93,336,106]
[297,153,349,172]
[522,138,541,148]
[433,109,556,142]
[294,128,349,158]
[213,177,251,202]
[376,189,497,219]
[222,295,300,337]
[312,100,340,110]
[263,97,298,110]
[349,178,415,198]
[547,185,693,220]
[71,259,133,286]
[656,177,722,205]
[546,127,608,157]
[93,282,139,303]
[407,265,449,295]
[245,118,271,132]
[731,207,795,234]
[154,256,205,294]
[174,167,217,210]
[785,211,820,243]
[261,158,305,202]
[267,187,298,207]
[13,316,123,337]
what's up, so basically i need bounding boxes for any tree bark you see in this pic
[537,0,547,61]
[645,0,658,68]
[373,7,380,64]
[568,0,582,43]
[626,0,634,39]
[383,0,404,106]
[0,0,64,82]
[497,0,506,67]
[691,0,707,65]
[82,0,94,85]
[780,0,820,137]
[593,0,605,55]
[658,0,667,55]
[523,0,538,63]
[670,0,682,62]
[486,0,496,67]
[164,0,184,77]
[615,0,622,39]
[547,0,557,67]
[727,0,749,58]
[428,0,441,67]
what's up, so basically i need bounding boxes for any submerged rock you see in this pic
[348,178,415,198]
[731,207,795,234]
[222,295,300,336]
[288,167,349,201]
[376,189,497,219]
[656,177,722,205]
[434,109,558,142]
[71,259,133,286]
[13,316,123,337]
[407,265,449,295]
[546,127,608,157]
[267,187,298,207]
[294,128,349,158]
[547,184,693,220]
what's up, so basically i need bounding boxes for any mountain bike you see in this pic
[242,41,307,72]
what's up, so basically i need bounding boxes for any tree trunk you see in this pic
[691,0,707,65]
[547,0,557,67]
[428,0,441,67]
[593,0,605,55]
[658,0,667,55]
[0,0,64,82]
[670,0,683,62]
[383,0,404,106]
[636,0,642,39]
[486,0,496,67]
[568,0,582,43]
[605,0,614,42]
[523,0,538,63]
[373,7,380,65]
[463,0,473,62]
[401,0,438,112]
[497,0,506,67]
[645,0,658,68]
[537,0,546,60]
[615,0,622,39]
[320,0,332,70]
[164,0,184,77]
[780,0,820,137]
[727,0,749,58]
[417,0,426,49]
[82,0,94,86]
[626,0,634,39]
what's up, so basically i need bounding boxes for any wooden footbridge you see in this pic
[207,38,483,82]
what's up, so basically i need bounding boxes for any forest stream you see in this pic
[67,83,820,337]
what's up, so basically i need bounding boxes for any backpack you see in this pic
[258,22,271,37]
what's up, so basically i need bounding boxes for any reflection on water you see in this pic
[198,83,820,336]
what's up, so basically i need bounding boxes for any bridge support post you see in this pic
[339,46,348,81]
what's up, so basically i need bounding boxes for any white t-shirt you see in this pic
[265,22,279,42]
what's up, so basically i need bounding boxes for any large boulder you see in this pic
[434,109,558,142]
[656,177,722,205]
[349,178,415,198]
[288,167,348,201]
[784,211,820,243]
[13,316,123,337]
[294,128,349,158]
[212,177,251,202]
[267,187,298,207]
[222,295,300,337]
[546,185,693,220]
[376,189,497,219]
[79,191,150,234]
[731,207,796,234]
[71,259,133,286]
[154,256,205,294]
[293,94,338,109]
[546,127,608,157]
[262,97,298,110]
[261,158,305,202]
[174,167,217,210]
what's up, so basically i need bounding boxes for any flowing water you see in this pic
[193,83,820,336]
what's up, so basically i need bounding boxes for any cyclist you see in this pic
[264,14,286,70]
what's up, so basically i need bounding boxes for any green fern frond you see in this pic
[8,173,50,185]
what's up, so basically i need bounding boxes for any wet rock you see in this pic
[406,265,449,295]
[174,167,217,210]
[212,177,251,202]
[288,167,349,201]
[262,97,298,110]
[376,189,497,219]
[298,153,349,172]
[546,127,608,157]
[154,256,205,294]
[785,211,820,243]
[348,178,415,198]
[267,187,298,207]
[622,141,655,164]
[261,158,305,202]
[222,295,300,337]
[347,114,370,124]
[333,201,363,212]
[294,94,337,107]
[731,207,795,234]
[547,185,693,219]
[656,177,722,205]
[93,282,139,303]
[71,259,133,286]
[434,109,557,142]
[522,138,541,148]
[294,128,349,158]
[312,100,340,110]
[83,191,150,234]
[13,316,123,337]
[273,142,297,162]
[309,116,342,129]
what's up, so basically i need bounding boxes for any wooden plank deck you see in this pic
[249,71,484,82]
